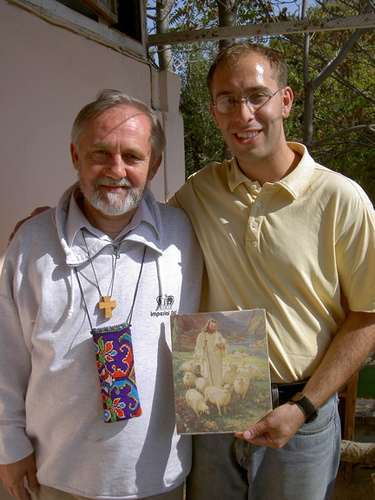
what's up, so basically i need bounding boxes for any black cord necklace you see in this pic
[82,230,119,319]
[76,231,147,322]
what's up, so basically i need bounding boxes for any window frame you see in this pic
[9,0,147,60]
[80,0,118,24]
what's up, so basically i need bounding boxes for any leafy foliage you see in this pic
[280,0,375,199]
[176,43,225,177]
[148,0,375,200]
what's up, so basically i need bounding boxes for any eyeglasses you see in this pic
[212,88,283,114]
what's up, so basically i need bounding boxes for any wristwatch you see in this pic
[289,392,318,423]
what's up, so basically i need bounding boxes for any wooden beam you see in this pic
[148,14,375,47]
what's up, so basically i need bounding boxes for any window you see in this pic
[112,0,143,43]
[56,0,143,43]
[16,0,147,57]
[80,0,118,24]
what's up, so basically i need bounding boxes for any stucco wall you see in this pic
[0,0,185,262]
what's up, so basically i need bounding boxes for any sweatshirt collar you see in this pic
[60,185,162,266]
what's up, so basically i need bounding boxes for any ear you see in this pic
[210,101,221,129]
[148,155,162,181]
[281,86,294,119]
[70,143,80,171]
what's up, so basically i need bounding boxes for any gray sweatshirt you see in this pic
[0,184,203,499]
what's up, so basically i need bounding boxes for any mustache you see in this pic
[95,177,133,189]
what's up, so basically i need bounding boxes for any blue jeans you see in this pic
[186,395,341,500]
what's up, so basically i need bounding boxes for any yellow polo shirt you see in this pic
[169,142,375,383]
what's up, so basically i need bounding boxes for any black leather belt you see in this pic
[271,380,308,409]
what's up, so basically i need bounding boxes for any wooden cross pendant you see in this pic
[98,296,117,319]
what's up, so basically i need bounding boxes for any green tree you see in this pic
[148,0,375,200]
[276,0,375,199]
[177,45,224,177]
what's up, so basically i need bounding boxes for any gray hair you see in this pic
[71,89,166,165]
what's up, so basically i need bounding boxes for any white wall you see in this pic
[0,4,185,492]
[0,0,185,261]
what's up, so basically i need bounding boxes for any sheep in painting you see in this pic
[186,389,210,418]
[195,377,209,395]
[181,360,194,372]
[204,384,233,416]
[183,371,196,389]
[241,362,265,381]
[222,362,238,386]
[233,375,250,400]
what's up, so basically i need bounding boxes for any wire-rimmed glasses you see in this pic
[212,88,283,114]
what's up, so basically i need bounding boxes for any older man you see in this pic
[0,90,202,500]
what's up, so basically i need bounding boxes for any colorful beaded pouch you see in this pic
[92,322,142,422]
[75,245,146,423]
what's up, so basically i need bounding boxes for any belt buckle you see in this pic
[271,384,279,409]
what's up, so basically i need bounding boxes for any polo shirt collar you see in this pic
[228,142,315,199]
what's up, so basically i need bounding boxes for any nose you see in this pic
[235,99,256,120]
[105,154,127,178]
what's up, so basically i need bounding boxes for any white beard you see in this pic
[79,175,147,217]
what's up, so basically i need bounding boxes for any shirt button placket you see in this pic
[246,182,263,249]
[247,207,262,248]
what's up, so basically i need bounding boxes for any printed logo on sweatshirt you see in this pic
[150,294,176,317]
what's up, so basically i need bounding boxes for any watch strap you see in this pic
[289,392,318,423]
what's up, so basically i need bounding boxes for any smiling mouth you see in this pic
[235,131,260,139]
[99,183,123,188]
[97,178,132,190]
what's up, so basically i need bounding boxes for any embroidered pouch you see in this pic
[91,322,142,423]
